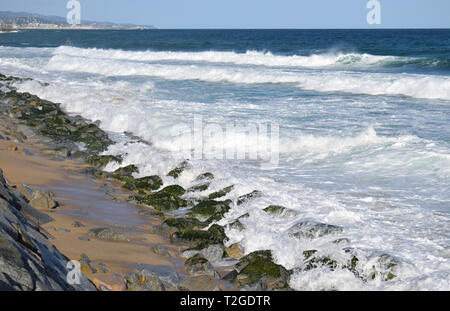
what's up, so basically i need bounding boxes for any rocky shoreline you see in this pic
[0,72,399,291]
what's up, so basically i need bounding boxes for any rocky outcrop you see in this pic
[0,169,96,291]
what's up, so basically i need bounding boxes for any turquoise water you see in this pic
[1,29,449,290]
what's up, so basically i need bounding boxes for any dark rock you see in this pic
[112,165,139,180]
[122,175,163,192]
[87,155,122,169]
[184,254,220,278]
[167,161,190,179]
[237,190,263,205]
[287,220,343,239]
[129,185,187,212]
[189,199,231,222]
[208,185,234,200]
[235,250,291,290]
[263,205,297,217]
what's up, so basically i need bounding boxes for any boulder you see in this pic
[287,220,343,239]
[29,189,57,210]
[88,227,130,242]
[235,250,291,290]
[167,161,190,179]
[92,275,126,291]
[189,199,231,222]
[179,275,220,291]
[208,185,234,200]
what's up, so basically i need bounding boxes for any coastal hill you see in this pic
[0,11,156,30]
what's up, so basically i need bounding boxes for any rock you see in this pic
[126,264,179,291]
[72,221,85,228]
[78,236,90,241]
[184,254,220,278]
[88,227,130,242]
[208,185,234,200]
[199,244,224,263]
[0,168,96,290]
[17,183,33,201]
[237,190,262,205]
[129,185,187,212]
[125,269,165,291]
[57,227,70,233]
[41,147,70,158]
[87,155,122,169]
[194,172,214,182]
[122,175,163,192]
[263,205,297,217]
[162,217,206,232]
[7,145,18,151]
[366,253,399,281]
[226,219,246,231]
[150,245,171,257]
[302,250,338,271]
[189,199,231,222]
[179,275,220,291]
[29,189,58,210]
[235,250,291,290]
[112,165,139,180]
[167,161,190,179]
[287,220,343,239]
[224,243,243,259]
[79,253,97,274]
[92,275,126,291]
[171,224,227,249]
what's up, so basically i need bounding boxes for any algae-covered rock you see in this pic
[366,253,399,281]
[237,190,262,205]
[208,185,234,200]
[122,175,163,192]
[162,217,207,232]
[189,199,232,222]
[194,172,214,182]
[184,254,220,278]
[263,205,297,217]
[87,155,123,169]
[112,165,139,179]
[287,220,343,239]
[302,250,338,271]
[167,160,190,179]
[171,224,227,248]
[129,185,187,212]
[235,250,291,290]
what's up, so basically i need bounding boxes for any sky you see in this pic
[0,0,449,29]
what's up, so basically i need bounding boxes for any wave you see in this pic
[54,45,439,69]
[46,53,450,100]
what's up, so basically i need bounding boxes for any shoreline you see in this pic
[0,72,291,291]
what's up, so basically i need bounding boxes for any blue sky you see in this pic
[1,0,449,28]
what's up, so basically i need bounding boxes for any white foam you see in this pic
[54,45,396,68]
[46,53,450,100]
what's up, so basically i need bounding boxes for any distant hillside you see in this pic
[0,11,156,30]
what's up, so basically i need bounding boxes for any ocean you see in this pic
[0,29,449,290]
